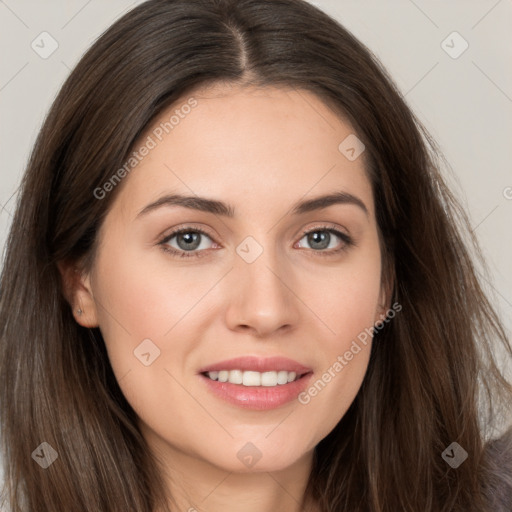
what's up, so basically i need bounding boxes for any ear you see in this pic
[374,258,395,325]
[57,260,99,328]
[373,286,389,325]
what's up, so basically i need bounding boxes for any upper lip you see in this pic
[198,356,313,375]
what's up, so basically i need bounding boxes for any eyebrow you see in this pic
[136,191,369,219]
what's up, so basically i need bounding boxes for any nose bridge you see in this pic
[225,235,300,335]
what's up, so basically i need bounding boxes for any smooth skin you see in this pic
[62,84,389,512]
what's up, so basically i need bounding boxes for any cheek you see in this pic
[305,249,383,347]
[92,242,218,345]
[90,246,206,439]
[293,252,382,433]
[89,243,173,384]
[90,242,230,406]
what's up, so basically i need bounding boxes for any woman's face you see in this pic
[75,84,387,473]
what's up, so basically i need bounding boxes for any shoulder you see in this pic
[481,427,512,511]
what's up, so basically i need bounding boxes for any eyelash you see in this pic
[158,224,355,259]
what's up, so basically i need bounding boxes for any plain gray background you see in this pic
[0,0,511,468]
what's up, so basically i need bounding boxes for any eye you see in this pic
[158,224,354,259]
[296,225,354,256]
[159,227,217,258]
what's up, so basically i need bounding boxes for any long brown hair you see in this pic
[1,0,511,510]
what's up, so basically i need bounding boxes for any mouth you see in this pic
[197,356,314,410]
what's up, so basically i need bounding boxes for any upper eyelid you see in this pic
[160,226,213,243]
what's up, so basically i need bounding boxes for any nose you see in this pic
[224,243,301,338]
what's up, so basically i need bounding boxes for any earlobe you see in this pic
[71,292,99,328]
[57,261,99,328]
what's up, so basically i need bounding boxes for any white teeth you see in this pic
[243,371,261,386]
[205,369,300,386]
[229,369,243,384]
[261,372,276,386]
[277,370,289,385]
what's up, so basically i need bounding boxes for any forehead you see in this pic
[113,84,374,220]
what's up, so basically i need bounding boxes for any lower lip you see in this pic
[199,372,314,410]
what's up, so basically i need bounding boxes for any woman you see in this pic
[0,0,511,510]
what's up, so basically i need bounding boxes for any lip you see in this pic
[198,356,314,410]
[198,356,312,375]
[199,371,314,410]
